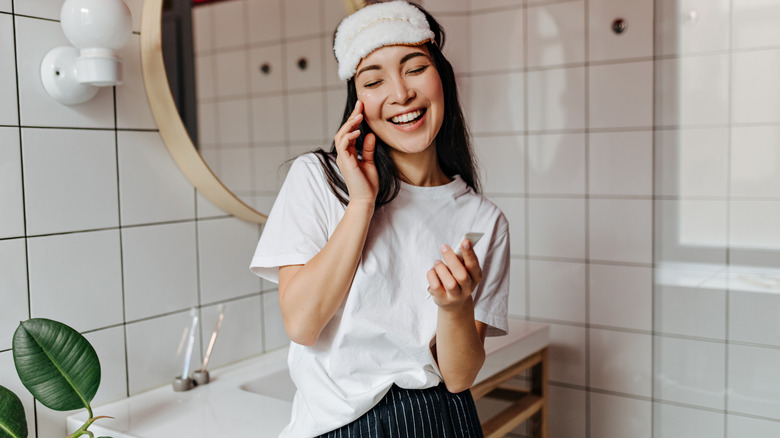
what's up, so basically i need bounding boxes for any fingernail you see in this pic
[440,244,449,253]
[463,240,472,250]
[434,259,443,266]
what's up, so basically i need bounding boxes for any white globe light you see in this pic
[60,0,132,53]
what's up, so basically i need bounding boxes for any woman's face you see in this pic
[354,44,445,158]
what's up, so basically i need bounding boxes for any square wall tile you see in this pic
[654,265,726,339]
[527,1,585,68]
[200,297,263,369]
[283,0,322,38]
[323,37,342,88]
[286,92,325,142]
[655,0,730,56]
[192,2,215,53]
[655,129,729,198]
[654,336,726,409]
[253,145,288,192]
[323,0,348,34]
[732,49,780,124]
[12,0,60,20]
[527,67,586,131]
[0,15,17,125]
[426,0,468,13]
[548,385,586,438]
[655,54,729,127]
[247,0,282,44]
[588,0,653,62]
[655,200,728,265]
[195,54,217,101]
[115,35,156,130]
[437,15,469,74]
[589,61,653,129]
[506,257,526,317]
[731,126,780,199]
[217,146,252,194]
[198,217,261,304]
[325,88,348,137]
[728,344,780,420]
[729,290,780,348]
[589,199,652,264]
[286,38,324,91]
[0,128,24,239]
[729,200,780,269]
[216,99,252,144]
[249,44,284,94]
[732,0,780,50]
[196,190,229,219]
[122,222,198,322]
[489,196,525,256]
[0,0,10,12]
[469,0,523,11]
[252,95,287,143]
[728,414,780,437]
[262,292,289,352]
[589,131,652,196]
[528,198,585,259]
[547,323,586,386]
[197,101,218,146]
[469,8,523,73]
[527,133,585,195]
[123,0,143,33]
[653,403,724,438]
[468,72,524,134]
[528,260,586,323]
[27,230,123,333]
[126,310,202,395]
[215,50,249,98]
[590,393,651,438]
[590,264,652,331]
[22,128,119,235]
[15,17,114,128]
[213,0,247,49]
[590,328,652,397]
[118,131,196,225]
[0,239,28,351]
[474,135,524,195]
[0,351,37,438]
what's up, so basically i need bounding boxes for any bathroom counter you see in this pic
[68,318,549,437]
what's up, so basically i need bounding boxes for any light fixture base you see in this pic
[40,46,99,105]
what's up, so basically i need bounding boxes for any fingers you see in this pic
[362,133,376,164]
[335,101,364,155]
[458,240,483,285]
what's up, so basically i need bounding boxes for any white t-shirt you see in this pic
[250,153,510,437]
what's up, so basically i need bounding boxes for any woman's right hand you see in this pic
[334,101,379,205]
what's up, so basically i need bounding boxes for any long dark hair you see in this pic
[313,3,480,208]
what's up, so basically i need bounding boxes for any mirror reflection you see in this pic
[161,0,351,214]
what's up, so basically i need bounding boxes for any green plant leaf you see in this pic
[0,385,28,438]
[12,319,100,412]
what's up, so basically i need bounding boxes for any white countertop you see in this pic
[69,319,548,438]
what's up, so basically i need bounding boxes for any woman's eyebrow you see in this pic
[356,64,381,79]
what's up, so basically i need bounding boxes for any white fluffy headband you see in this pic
[334,1,435,81]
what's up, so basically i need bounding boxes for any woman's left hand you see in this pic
[427,240,483,309]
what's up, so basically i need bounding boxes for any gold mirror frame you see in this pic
[140,0,366,223]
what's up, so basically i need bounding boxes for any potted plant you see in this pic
[0,318,111,438]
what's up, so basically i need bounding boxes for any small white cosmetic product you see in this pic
[427,232,484,300]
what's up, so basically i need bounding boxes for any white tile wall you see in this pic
[731,49,780,124]
[489,197,525,255]
[468,72,524,134]
[589,264,652,331]
[262,291,290,352]
[655,54,730,127]
[286,38,325,91]
[654,336,726,409]
[215,50,249,97]
[654,266,726,339]
[252,95,287,143]
[653,403,724,438]
[729,201,780,268]
[547,323,586,386]
[527,133,585,195]
[655,129,729,197]
[212,0,246,49]
[588,61,653,129]
[732,0,780,50]
[590,328,652,397]
[728,344,780,420]
[27,230,124,333]
[655,0,730,56]
[589,131,652,196]
[216,100,252,143]
[547,385,586,438]
[12,0,60,21]
[728,414,780,437]
[589,199,652,264]
[588,0,653,62]
[731,126,780,198]
[283,0,322,38]
[247,0,282,44]
[506,257,526,317]
[200,296,263,369]
[528,260,586,323]
[286,92,326,141]
[22,128,119,235]
[475,135,525,194]
[0,14,17,125]
[655,200,728,265]
[590,392,652,438]
[527,198,586,259]
[729,290,780,348]
[197,217,260,304]
[0,238,28,351]
[469,8,523,73]
[526,1,585,68]
[249,44,284,94]
[0,0,10,13]
[0,128,24,239]
[121,222,199,322]
[527,66,586,131]
[116,35,157,130]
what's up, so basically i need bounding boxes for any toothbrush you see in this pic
[200,304,225,372]
[180,308,199,379]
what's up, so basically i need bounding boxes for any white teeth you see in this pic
[391,109,423,124]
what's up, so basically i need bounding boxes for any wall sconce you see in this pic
[40,0,132,105]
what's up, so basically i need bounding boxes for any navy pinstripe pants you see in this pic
[317,383,484,438]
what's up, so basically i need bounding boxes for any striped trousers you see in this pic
[317,383,484,438]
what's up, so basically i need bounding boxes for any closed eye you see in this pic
[407,65,429,75]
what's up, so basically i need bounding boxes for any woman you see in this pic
[250,2,510,436]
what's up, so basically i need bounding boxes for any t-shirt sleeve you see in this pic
[249,154,334,283]
[472,214,510,337]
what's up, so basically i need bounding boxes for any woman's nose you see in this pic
[389,79,415,105]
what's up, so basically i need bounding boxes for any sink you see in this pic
[240,368,296,402]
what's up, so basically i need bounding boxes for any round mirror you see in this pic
[140,0,366,223]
